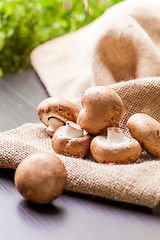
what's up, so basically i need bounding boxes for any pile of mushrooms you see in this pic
[36,85,159,164]
[37,86,127,159]
[15,86,160,204]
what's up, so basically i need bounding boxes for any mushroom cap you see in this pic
[90,134,141,164]
[14,152,67,204]
[127,113,160,157]
[37,97,79,127]
[77,86,124,135]
[52,125,92,158]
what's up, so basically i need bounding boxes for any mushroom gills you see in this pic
[64,121,85,138]
[47,117,64,133]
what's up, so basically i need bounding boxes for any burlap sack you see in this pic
[0,0,160,208]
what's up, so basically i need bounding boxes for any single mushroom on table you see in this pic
[37,97,79,137]
[52,121,92,157]
[127,113,160,157]
[14,152,67,204]
[90,127,141,164]
[77,86,124,135]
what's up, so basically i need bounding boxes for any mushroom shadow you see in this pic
[18,199,65,216]
[0,168,15,182]
[17,199,66,228]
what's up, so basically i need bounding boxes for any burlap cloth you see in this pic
[0,0,160,208]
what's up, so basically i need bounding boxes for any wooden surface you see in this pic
[0,70,160,240]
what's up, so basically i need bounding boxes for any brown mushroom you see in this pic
[90,127,141,163]
[127,113,160,157]
[52,121,92,157]
[14,152,67,204]
[37,97,79,137]
[77,86,124,135]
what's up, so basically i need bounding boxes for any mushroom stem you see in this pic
[64,121,84,138]
[107,127,125,143]
[47,117,64,133]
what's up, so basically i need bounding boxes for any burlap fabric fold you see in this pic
[31,0,160,102]
[0,78,160,208]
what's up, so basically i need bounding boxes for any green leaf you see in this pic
[0,68,3,77]
[0,0,124,76]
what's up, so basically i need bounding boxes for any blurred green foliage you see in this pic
[0,0,123,76]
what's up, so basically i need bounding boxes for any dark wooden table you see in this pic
[0,70,160,240]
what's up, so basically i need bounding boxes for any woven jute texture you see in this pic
[0,78,160,208]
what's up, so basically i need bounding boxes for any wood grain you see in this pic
[0,70,160,240]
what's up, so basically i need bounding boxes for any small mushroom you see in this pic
[14,152,67,204]
[77,86,124,135]
[37,97,79,137]
[127,113,160,157]
[52,121,92,157]
[90,127,141,163]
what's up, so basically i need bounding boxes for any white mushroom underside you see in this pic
[63,121,86,138]
[107,127,128,144]
[99,127,130,149]
[47,117,64,132]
